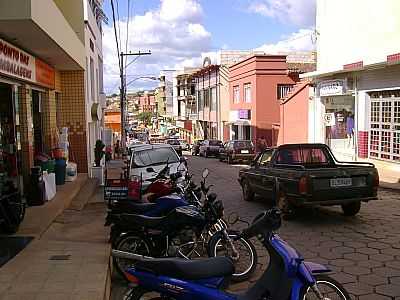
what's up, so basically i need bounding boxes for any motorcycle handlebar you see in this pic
[240,208,282,239]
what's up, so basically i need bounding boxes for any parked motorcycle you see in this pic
[110,168,257,282]
[113,207,351,300]
[0,177,25,234]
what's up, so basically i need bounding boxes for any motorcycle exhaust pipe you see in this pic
[111,250,153,261]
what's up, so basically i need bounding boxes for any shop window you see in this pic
[244,83,251,103]
[233,85,240,103]
[204,89,210,107]
[277,84,293,100]
[211,87,217,111]
[90,57,95,102]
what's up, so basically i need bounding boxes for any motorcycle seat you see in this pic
[135,257,234,280]
[119,213,165,228]
[111,201,157,214]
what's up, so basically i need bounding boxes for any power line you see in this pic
[115,0,122,59]
[110,0,121,71]
[125,0,131,66]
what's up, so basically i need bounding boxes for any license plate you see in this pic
[241,150,249,154]
[330,178,352,187]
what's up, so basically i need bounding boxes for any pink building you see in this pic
[278,80,312,145]
[229,55,298,149]
[138,92,156,113]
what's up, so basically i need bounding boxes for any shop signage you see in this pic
[324,113,336,126]
[91,103,102,121]
[317,79,347,97]
[0,38,55,89]
[176,120,184,128]
[238,109,251,119]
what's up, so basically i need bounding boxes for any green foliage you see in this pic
[137,112,152,125]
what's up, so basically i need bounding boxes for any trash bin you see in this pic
[41,159,55,173]
[26,166,46,206]
[55,159,66,185]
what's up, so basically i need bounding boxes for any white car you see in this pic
[129,144,187,189]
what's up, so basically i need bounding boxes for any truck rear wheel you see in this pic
[341,201,361,216]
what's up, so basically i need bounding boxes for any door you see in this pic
[369,98,400,162]
[251,150,274,196]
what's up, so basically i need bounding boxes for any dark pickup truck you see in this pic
[238,143,379,216]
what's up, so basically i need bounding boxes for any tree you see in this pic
[137,112,152,125]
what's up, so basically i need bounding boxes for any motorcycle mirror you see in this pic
[146,167,155,173]
[228,213,239,225]
[202,168,209,179]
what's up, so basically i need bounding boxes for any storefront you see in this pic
[315,79,357,160]
[0,37,55,189]
[229,109,252,141]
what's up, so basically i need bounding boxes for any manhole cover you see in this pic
[49,255,71,261]
[0,236,34,267]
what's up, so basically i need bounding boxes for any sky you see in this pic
[102,0,316,94]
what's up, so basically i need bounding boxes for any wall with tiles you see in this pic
[58,71,88,173]
[41,90,58,151]
[18,85,34,179]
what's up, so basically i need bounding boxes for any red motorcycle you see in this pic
[128,159,185,203]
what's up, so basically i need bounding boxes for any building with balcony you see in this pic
[0,0,106,191]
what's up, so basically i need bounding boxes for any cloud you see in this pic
[248,0,316,27]
[254,28,315,53]
[103,0,211,94]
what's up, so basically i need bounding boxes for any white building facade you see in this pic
[305,0,400,167]
[84,0,106,173]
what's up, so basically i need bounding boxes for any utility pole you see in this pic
[119,50,151,150]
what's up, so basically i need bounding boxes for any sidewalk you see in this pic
[0,177,111,300]
[360,158,400,190]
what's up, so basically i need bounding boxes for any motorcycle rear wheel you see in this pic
[300,274,351,300]
[114,234,152,279]
[124,287,176,300]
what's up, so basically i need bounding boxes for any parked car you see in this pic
[129,144,187,190]
[219,140,256,164]
[238,143,379,217]
[191,140,204,156]
[179,139,190,151]
[199,140,224,158]
[166,139,183,156]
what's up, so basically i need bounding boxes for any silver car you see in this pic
[129,144,187,189]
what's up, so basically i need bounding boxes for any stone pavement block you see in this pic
[34,292,72,300]
[0,293,37,300]
[71,291,103,300]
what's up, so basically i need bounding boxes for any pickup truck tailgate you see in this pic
[308,166,377,201]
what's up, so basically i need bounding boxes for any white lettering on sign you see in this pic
[318,80,346,97]
[0,38,36,83]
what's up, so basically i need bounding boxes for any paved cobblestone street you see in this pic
[187,154,400,300]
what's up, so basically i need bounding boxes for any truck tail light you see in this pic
[299,176,308,194]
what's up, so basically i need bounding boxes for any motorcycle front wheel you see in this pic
[208,230,257,282]
[124,287,176,300]
[300,274,351,300]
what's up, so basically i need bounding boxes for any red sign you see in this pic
[343,61,363,70]
[35,58,55,89]
[387,53,400,64]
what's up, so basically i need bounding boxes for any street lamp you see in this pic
[125,76,159,89]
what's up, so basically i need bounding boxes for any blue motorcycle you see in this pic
[112,208,350,300]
